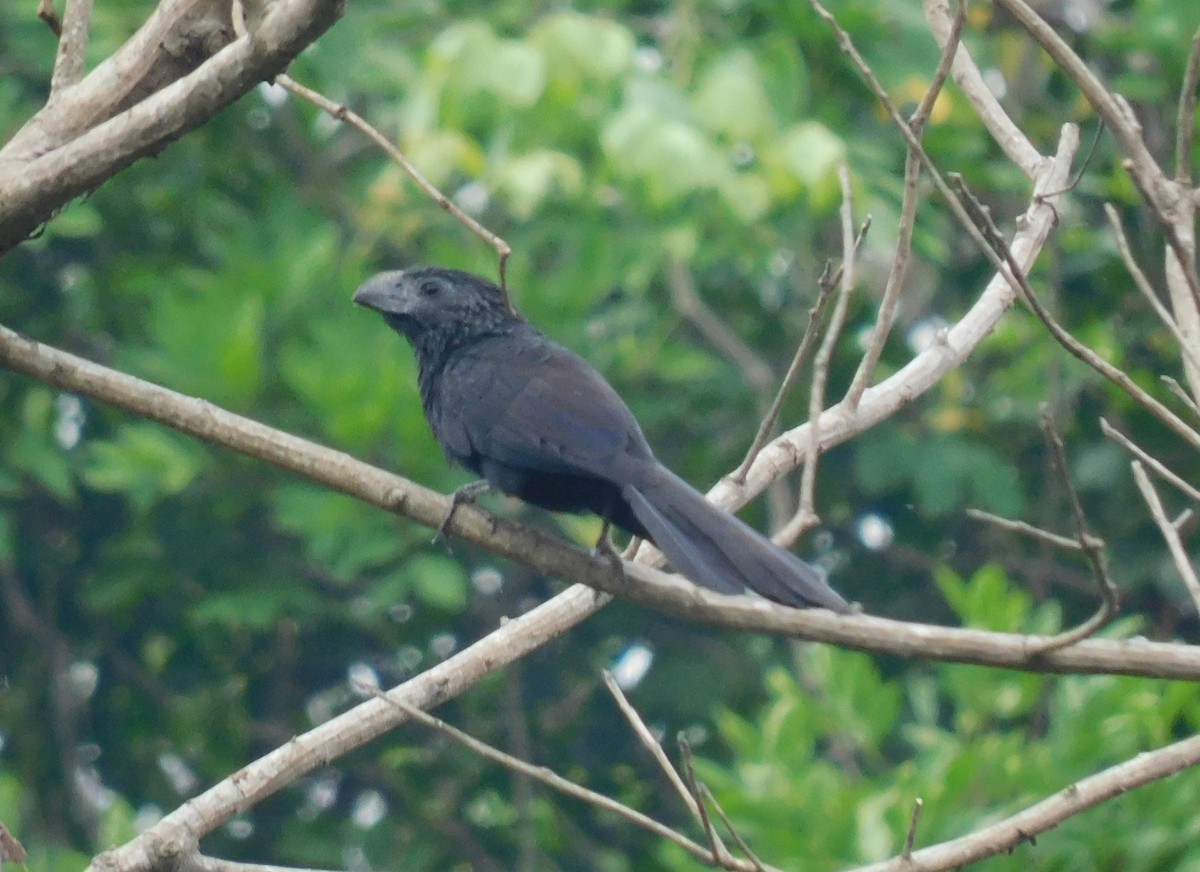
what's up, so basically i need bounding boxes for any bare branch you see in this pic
[678,738,722,863]
[903,797,924,859]
[1104,203,1200,377]
[1132,461,1200,617]
[37,0,62,36]
[699,784,769,872]
[364,685,733,868]
[720,126,1078,543]
[846,1,964,411]
[1176,26,1200,186]
[48,0,93,97]
[1163,374,1200,419]
[183,856,336,872]
[855,732,1200,872]
[950,173,1200,456]
[275,73,513,297]
[1024,407,1118,653]
[667,260,776,395]
[8,325,1200,679]
[86,585,607,872]
[0,0,341,255]
[730,255,837,483]
[923,0,1044,176]
[991,0,1173,208]
[1101,418,1200,503]
[796,166,860,528]
[601,670,701,822]
[967,508,1098,552]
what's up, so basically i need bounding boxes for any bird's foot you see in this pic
[591,520,626,579]
[434,480,492,544]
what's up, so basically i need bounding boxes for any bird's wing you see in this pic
[436,332,652,479]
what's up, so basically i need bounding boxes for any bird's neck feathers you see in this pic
[411,314,533,410]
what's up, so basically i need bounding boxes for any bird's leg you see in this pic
[435,479,492,543]
[591,517,625,579]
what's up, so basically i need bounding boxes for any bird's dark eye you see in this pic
[419,280,442,297]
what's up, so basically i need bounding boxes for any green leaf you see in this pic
[81,424,205,512]
[494,149,584,219]
[531,11,634,82]
[694,49,774,141]
[407,553,469,611]
[776,120,845,188]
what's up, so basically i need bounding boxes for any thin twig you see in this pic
[1162,375,1200,419]
[730,253,850,483]
[678,737,723,863]
[667,260,775,395]
[1120,158,1200,320]
[795,167,861,531]
[903,797,924,859]
[966,508,1097,552]
[1024,408,1117,653]
[700,784,768,872]
[37,0,61,35]
[361,684,731,866]
[1174,26,1200,186]
[601,670,701,821]
[1101,418,1200,503]
[274,74,514,305]
[846,1,965,412]
[1104,204,1200,375]
[949,172,1200,456]
[1132,461,1200,617]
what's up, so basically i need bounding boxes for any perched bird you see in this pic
[353,266,850,612]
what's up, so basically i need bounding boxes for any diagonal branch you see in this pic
[853,731,1200,872]
[4,324,1200,680]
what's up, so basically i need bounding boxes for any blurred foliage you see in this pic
[2,0,1200,870]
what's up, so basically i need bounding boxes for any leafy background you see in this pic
[2,0,1200,869]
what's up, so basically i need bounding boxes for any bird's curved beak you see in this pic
[352,271,407,314]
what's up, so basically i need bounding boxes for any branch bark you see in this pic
[0,0,343,255]
[3,324,1199,681]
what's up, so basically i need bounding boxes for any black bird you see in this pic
[353,266,850,612]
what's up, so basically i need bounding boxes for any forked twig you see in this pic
[700,784,768,872]
[948,173,1200,456]
[845,0,966,410]
[795,166,861,528]
[1025,407,1118,653]
[678,737,723,862]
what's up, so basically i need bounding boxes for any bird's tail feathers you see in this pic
[623,469,850,612]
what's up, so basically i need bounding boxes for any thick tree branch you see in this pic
[2,324,1199,681]
[0,0,343,255]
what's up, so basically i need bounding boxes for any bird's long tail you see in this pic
[622,466,850,612]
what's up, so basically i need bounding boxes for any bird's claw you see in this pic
[591,520,625,579]
[434,480,492,544]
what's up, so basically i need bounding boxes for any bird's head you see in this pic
[352,266,518,345]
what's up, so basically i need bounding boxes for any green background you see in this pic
[3,1,1200,869]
